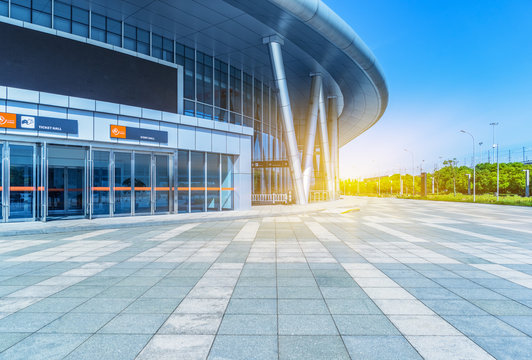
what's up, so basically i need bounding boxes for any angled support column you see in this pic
[318,86,334,198]
[328,96,339,199]
[264,35,307,205]
[302,73,322,200]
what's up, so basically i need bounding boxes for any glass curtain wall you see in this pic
[190,151,205,212]
[221,155,234,210]
[214,59,228,122]
[134,153,151,214]
[114,152,132,215]
[196,52,213,119]
[177,150,190,213]
[9,144,35,220]
[93,150,110,215]
[207,153,220,211]
[155,155,170,213]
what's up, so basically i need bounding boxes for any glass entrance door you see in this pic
[47,145,87,219]
[8,144,36,220]
[134,153,151,214]
[0,143,3,221]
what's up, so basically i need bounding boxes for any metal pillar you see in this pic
[317,86,333,198]
[264,36,307,204]
[327,96,339,199]
[301,74,322,200]
[524,169,529,197]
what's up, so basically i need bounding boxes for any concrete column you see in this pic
[264,35,306,205]
[327,96,339,199]
[318,86,333,198]
[302,73,322,200]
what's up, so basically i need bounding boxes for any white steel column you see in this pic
[264,35,306,205]
[302,73,322,200]
[327,96,339,199]
[318,86,334,198]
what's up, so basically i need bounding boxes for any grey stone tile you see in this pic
[279,335,350,360]
[140,286,191,299]
[499,316,532,336]
[123,298,180,314]
[405,287,460,300]
[326,298,382,314]
[320,286,367,299]
[0,332,30,352]
[63,334,150,360]
[218,314,277,335]
[99,313,167,334]
[422,299,487,315]
[277,286,322,299]
[226,298,277,314]
[72,298,133,313]
[0,311,61,332]
[208,335,277,360]
[278,299,329,314]
[471,336,532,360]
[333,314,400,335]
[136,334,214,360]
[39,312,116,333]
[159,313,222,335]
[471,300,532,316]
[232,286,277,299]
[443,315,526,336]
[0,333,89,360]
[343,335,422,360]
[279,314,338,335]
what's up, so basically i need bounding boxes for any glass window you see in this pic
[184,100,195,117]
[196,52,213,105]
[93,151,110,216]
[221,155,234,210]
[175,43,185,66]
[134,153,151,214]
[183,47,195,100]
[0,0,8,17]
[207,153,220,212]
[163,37,174,63]
[178,150,189,213]
[230,113,242,126]
[254,79,262,121]
[253,120,262,161]
[190,152,205,212]
[229,66,241,114]
[137,28,150,55]
[214,108,227,123]
[90,13,106,42]
[54,1,71,33]
[71,6,89,37]
[263,85,270,126]
[152,34,162,59]
[155,155,170,213]
[11,0,31,22]
[243,73,253,118]
[9,144,35,220]
[32,0,52,27]
[196,103,212,120]
[106,17,121,46]
[215,59,228,110]
[114,152,131,215]
[124,24,136,51]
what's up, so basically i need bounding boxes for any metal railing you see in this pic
[252,193,288,204]
[309,190,330,202]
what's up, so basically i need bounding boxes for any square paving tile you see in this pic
[343,335,422,360]
[218,314,277,335]
[279,335,350,360]
[278,314,338,335]
[63,334,150,360]
[333,314,400,335]
[208,335,277,360]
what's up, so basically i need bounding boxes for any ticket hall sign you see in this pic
[110,125,168,143]
[0,112,78,134]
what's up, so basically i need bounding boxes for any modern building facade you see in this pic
[0,0,387,222]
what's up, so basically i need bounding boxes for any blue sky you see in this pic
[328,0,532,178]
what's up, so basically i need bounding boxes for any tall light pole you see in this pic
[460,130,476,202]
[479,142,483,164]
[523,169,530,198]
[404,149,415,196]
[493,144,499,200]
[490,122,498,164]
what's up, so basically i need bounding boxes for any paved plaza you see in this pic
[0,197,531,359]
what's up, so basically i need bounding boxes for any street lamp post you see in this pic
[479,142,483,164]
[490,122,498,164]
[493,144,499,200]
[460,130,476,202]
[404,149,415,196]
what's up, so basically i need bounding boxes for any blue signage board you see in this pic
[110,125,168,143]
[16,114,78,134]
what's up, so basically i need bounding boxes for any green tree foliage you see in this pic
[341,162,532,197]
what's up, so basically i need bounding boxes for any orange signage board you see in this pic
[0,112,17,128]
[110,125,126,139]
